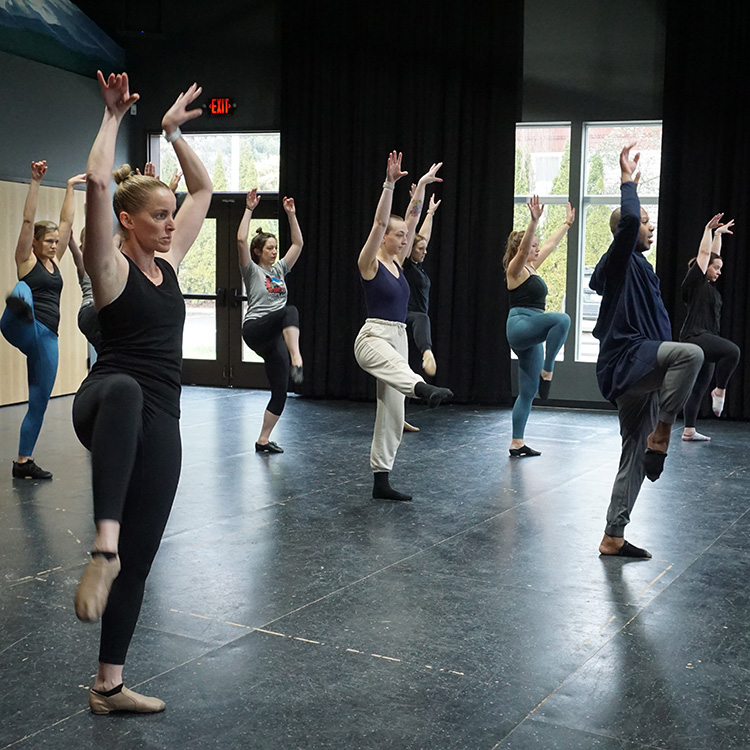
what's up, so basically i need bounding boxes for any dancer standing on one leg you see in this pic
[680,213,740,441]
[1,165,84,479]
[72,71,212,714]
[591,143,703,558]
[238,189,304,454]
[504,196,574,457]
[354,152,453,502]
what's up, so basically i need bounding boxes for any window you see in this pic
[577,122,662,361]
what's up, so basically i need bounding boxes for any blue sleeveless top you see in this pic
[361,260,410,323]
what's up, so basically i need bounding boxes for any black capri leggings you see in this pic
[73,374,182,665]
[406,311,433,355]
[682,332,741,427]
[242,305,299,416]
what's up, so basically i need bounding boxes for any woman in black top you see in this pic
[680,213,740,441]
[1,163,84,479]
[72,72,212,715]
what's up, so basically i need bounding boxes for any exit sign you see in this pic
[207,97,236,116]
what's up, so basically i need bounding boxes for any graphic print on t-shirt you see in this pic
[265,275,285,295]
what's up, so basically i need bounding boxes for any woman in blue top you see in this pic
[354,152,452,501]
[1,163,84,479]
[680,213,740,441]
[504,195,574,457]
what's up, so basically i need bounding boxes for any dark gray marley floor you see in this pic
[1,387,749,749]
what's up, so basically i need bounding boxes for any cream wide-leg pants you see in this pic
[354,318,424,472]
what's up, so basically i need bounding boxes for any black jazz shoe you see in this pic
[12,459,53,479]
[255,441,284,454]
[508,445,541,458]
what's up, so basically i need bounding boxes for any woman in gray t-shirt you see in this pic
[238,189,304,454]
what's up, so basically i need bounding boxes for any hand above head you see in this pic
[565,202,576,225]
[706,213,724,230]
[408,183,417,199]
[97,71,139,120]
[67,172,86,187]
[527,194,544,221]
[168,168,183,193]
[428,195,442,214]
[161,83,204,134]
[31,160,47,182]
[143,162,156,178]
[282,196,296,215]
[246,188,260,211]
[418,162,443,186]
[619,142,640,182]
[715,218,735,235]
[385,151,408,184]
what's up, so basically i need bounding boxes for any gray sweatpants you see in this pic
[604,341,704,537]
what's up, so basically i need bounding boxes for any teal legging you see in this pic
[506,307,570,440]
[0,282,59,457]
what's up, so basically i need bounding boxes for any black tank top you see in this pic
[89,256,185,418]
[403,258,431,315]
[508,273,547,311]
[21,260,63,333]
[361,260,410,322]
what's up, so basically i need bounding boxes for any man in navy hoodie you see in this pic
[590,143,703,558]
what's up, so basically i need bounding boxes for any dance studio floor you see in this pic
[1,387,749,749]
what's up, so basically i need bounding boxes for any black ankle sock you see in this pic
[414,382,454,408]
[92,683,123,697]
[372,472,412,502]
[91,550,118,560]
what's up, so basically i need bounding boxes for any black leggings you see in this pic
[406,311,433,354]
[73,374,182,665]
[242,305,299,416]
[682,332,741,427]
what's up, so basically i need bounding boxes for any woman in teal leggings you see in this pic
[504,196,574,457]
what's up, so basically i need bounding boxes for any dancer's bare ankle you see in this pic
[599,534,623,555]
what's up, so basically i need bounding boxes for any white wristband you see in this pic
[383,181,394,190]
[163,127,182,144]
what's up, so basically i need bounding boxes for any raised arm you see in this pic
[418,195,441,246]
[161,84,212,269]
[711,216,734,261]
[57,173,86,262]
[358,151,407,279]
[533,202,575,270]
[15,160,47,276]
[400,162,442,264]
[84,72,138,305]
[237,189,260,268]
[280,197,304,270]
[68,235,86,281]
[507,195,544,284]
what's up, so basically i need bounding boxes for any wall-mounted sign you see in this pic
[206,98,236,116]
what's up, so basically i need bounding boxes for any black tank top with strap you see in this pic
[508,273,547,311]
[21,260,63,333]
[89,256,185,418]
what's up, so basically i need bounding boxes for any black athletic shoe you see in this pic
[255,441,284,454]
[12,459,53,479]
[5,295,34,325]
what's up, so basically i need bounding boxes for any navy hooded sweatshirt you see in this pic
[589,181,672,403]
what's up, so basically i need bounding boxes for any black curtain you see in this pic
[279,1,523,404]
[659,0,750,419]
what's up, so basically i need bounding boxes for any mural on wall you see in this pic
[0,0,123,75]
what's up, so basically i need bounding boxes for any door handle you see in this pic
[216,287,227,307]
[231,288,243,308]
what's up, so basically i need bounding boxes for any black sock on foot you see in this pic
[372,472,412,501]
[538,376,552,400]
[414,382,453,408]
[5,295,34,325]
[92,683,124,697]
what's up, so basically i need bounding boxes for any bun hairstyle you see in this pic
[503,229,525,270]
[112,163,169,228]
[33,220,58,241]
[250,226,276,264]
[688,252,721,269]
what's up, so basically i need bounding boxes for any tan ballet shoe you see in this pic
[422,350,437,376]
[89,685,166,714]
[403,421,420,432]
[75,553,121,622]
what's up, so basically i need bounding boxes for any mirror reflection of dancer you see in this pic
[680,214,740,441]
[1,164,84,479]
[72,72,212,714]
[503,196,573,457]
[591,143,703,558]
[238,189,304,454]
[355,152,453,501]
